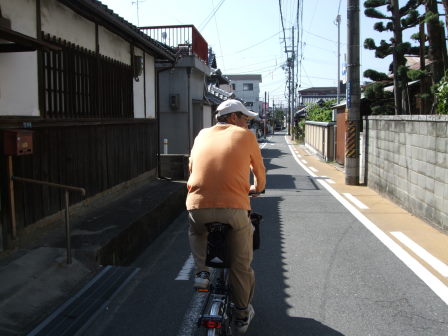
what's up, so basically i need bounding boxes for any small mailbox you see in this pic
[3,129,34,156]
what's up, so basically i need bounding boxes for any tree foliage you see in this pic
[363,0,424,114]
[364,82,395,115]
[434,71,448,114]
[306,100,335,122]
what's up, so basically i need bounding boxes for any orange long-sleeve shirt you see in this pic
[186,124,266,210]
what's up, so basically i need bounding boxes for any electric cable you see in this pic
[236,31,282,53]
[198,0,225,31]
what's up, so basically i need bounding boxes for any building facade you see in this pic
[223,74,262,114]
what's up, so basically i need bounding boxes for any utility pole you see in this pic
[345,0,360,185]
[336,14,341,104]
[264,91,267,139]
[291,26,295,139]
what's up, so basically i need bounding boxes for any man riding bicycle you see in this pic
[186,99,266,334]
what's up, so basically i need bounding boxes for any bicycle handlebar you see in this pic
[249,189,265,197]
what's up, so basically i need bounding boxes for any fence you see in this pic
[41,33,133,119]
[139,25,208,65]
[304,121,335,162]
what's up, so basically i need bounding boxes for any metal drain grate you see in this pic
[27,265,139,336]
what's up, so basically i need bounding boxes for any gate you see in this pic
[336,111,346,165]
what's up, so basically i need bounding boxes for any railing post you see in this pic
[64,190,72,264]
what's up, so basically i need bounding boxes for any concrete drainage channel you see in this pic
[27,266,139,336]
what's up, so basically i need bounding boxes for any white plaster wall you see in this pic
[133,48,145,118]
[203,104,212,127]
[0,0,36,36]
[0,53,39,116]
[41,0,95,51]
[0,0,39,116]
[145,53,156,118]
[98,26,130,65]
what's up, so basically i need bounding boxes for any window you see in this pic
[243,83,253,91]
[231,83,236,90]
[245,102,254,107]
[41,33,133,119]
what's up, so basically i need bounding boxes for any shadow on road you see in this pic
[247,145,345,335]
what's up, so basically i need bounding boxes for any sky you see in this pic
[99,0,419,107]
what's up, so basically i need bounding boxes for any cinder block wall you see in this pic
[367,115,448,231]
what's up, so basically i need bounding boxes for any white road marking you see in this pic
[391,232,448,278]
[321,176,336,184]
[259,135,273,149]
[308,166,318,173]
[343,193,369,209]
[175,254,195,280]
[301,160,308,164]
[177,291,208,336]
[285,136,448,306]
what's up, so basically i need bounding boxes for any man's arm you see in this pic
[249,134,266,193]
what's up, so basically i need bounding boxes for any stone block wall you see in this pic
[367,115,448,231]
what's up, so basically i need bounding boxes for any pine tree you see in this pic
[363,0,423,114]
[424,0,447,84]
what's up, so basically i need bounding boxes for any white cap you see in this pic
[216,99,258,119]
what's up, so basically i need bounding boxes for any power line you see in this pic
[236,31,282,53]
[211,0,224,69]
[198,0,225,31]
[279,0,288,54]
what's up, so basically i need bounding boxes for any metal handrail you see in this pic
[11,176,86,264]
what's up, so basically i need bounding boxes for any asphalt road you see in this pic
[84,132,448,336]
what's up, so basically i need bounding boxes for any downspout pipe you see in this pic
[186,67,192,151]
[156,64,175,179]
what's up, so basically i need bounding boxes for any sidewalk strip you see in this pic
[308,166,318,173]
[343,193,369,209]
[391,232,448,278]
[285,136,448,306]
[175,254,195,280]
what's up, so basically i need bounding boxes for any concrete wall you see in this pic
[158,56,211,154]
[160,154,189,180]
[367,115,448,231]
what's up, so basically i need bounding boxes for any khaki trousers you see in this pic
[188,208,254,311]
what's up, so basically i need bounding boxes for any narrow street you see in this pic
[84,132,448,336]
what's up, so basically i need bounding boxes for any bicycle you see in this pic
[196,193,263,336]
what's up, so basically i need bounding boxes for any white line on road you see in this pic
[259,136,273,149]
[177,291,208,336]
[301,160,308,164]
[308,166,318,173]
[285,136,448,306]
[391,232,448,278]
[343,193,369,209]
[320,176,336,184]
[175,254,195,280]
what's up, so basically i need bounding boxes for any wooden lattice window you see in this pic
[41,33,133,119]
